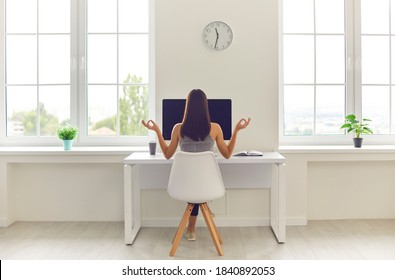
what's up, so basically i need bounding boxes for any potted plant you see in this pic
[56,124,79,150]
[340,114,373,148]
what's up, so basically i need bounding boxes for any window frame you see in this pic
[280,0,395,145]
[280,0,354,145]
[0,0,155,146]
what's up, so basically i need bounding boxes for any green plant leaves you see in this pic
[340,114,373,137]
[56,124,79,140]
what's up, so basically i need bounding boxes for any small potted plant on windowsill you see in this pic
[56,124,79,150]
[340,114,373,148]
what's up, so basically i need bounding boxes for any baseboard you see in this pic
[0,218,14,227]
[142,217,271,227]
[286,217,308,226]
[0,217,307,227]
[142,217,308,227]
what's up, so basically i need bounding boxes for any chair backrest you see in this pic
[167,151,225,203]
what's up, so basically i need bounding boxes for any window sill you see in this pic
[279,145,395,154]
[0,146,147,156]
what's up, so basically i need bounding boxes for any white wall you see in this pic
[13,163,124,221]
[308,161,395,220]
[282,151,395,222]
[4,0,279,224]
[152,0,279,225]
[4,0,395,225]
[155,0,279,151]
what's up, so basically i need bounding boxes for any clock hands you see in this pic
[203,22,232,51]
[215,28,219,49]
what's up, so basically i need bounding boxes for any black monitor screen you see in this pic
[162,99,232,140]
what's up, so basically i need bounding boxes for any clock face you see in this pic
[202,21,233,51]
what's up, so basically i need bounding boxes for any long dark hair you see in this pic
[181,89,211,141]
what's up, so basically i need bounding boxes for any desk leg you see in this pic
[124,164,141,245]
[270,163,286,243]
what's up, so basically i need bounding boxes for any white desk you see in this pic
[123,152,286,245]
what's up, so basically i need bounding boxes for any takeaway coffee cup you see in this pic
[149,141,156,155]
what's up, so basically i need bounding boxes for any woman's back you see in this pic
[179,134,214,152]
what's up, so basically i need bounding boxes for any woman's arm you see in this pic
[141,120,180,159]
[214,118,251,159]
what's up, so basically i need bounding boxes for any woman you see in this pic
[142,89,250,240]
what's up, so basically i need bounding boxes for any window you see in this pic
[5,0,71,138]
[360,0,395,135]
[281,0,395,144]
[281,0,347,141]
[1,0,153,145]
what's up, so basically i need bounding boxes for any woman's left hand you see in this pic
[141,120,160,133]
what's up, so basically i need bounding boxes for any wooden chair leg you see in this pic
[200,203,223,256]
[169,203,194,256]
[205,204,222,244]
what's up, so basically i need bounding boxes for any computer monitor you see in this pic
[162,99,232,140]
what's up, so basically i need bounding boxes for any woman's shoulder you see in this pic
[172,123,182,135]
[173,123,182,129]
[171,123,182,135]
[211,122,222,130]
[210,122,223,137]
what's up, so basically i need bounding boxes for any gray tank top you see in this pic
[179,135,214,152]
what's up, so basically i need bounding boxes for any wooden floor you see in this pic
[1,219,395,260]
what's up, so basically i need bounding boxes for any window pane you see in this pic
[39,0,70,33]
[120,85,148,136]
[39,35,70,84]
[362,86,390,134]
[316,86,345,135]
[119,0,149,33]
[283,35,314,84]
[87,0,117,33]
[6,0,37,33]
[361,36,390,84]
[88,86,117,136]
[316,35,345,84]
[119,35,149,84]
[6,86,37,136]
[87,35,117,84]
[39,86,70,136]
[6,35,37,84]
[361,0,390,34]
[284,86,314,136]
[315,0,344,34]
[283,0,314,33]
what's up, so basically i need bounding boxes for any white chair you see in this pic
[167,151,226,256]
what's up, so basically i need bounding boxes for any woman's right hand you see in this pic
[234,118,251,132]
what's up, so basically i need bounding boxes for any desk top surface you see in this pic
[124,152,285,165]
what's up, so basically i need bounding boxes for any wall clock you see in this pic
[202,21,233,51]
